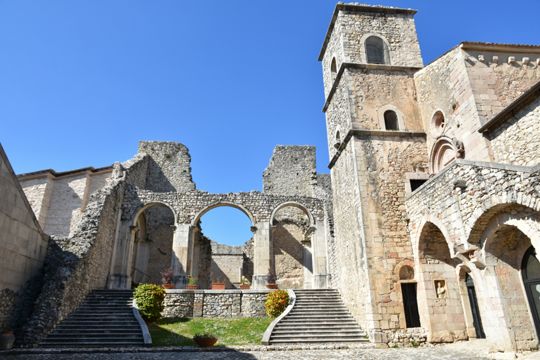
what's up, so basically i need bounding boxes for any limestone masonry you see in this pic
[1,2,540,352]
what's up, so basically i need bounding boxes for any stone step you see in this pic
[40,289,144,347]
[275,323,361,328]
[269,338,368,344]
[271,333,366,340]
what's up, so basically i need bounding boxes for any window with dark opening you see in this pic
[330,57,337,82]
[384,110,399,130]
[365,36,388,64]
[401,283,421,328]
[410,179,427,192]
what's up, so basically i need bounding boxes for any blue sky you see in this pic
[1,1,539,245]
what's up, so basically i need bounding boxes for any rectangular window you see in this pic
[410,179,427,192]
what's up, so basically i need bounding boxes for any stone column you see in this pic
[189,227,201,280]
[252,222,272,289]
[107,216,132,289]
[171,224,191,288]
[311,222,329,288]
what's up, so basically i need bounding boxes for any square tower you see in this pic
[319,3,429,343]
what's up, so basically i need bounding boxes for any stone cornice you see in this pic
[322,63,421,113]
[328,128,426,169]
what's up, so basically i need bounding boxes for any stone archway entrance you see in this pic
[522,246,540,337]
[464,273,485,339]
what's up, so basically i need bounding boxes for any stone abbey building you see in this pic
[1,2,540,352]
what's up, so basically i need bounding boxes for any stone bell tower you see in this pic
[319,3,429,342]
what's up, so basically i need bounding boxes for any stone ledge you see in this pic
[165,289,270,294]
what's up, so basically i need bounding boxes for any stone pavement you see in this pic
[2,341,539,360]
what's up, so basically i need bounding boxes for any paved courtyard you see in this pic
[3,341,540,360]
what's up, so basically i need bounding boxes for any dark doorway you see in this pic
[401,282,421,327]
[465,273,485,338]
[522,246,540,337]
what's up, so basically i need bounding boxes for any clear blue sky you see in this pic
[1,1,539,245]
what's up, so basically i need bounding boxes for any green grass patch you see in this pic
[148,317,272,346]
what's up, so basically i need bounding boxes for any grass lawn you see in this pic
[148,317,273,346]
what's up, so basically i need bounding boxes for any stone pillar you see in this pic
[311,222,329,289]
[171,224,191,288]
[107,217,132,289]
[252,222,272,289]
[190,227,201,280]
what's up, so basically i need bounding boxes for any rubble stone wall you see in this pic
[162,290,269,318]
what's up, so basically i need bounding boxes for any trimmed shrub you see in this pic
[265,290,289,317]
[134,283,166,322]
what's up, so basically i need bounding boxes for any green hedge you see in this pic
[134,284,166,322]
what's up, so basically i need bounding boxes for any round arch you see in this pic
[191,201,255,227]
[413,217,455,259]
[360,33,392,65]
[131,201,177,226]
[429,136,457,174]
[270,201,316,227]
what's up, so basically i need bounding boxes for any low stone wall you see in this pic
[163,290,269,318]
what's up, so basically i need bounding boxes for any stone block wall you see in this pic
[162,290,268,318]
[0,145,48,331]
[489,96,540,166]
[462,47,540,123]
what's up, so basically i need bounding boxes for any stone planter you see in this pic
[240,284,250,290]
[211,283,225,290]
[186,284,199,290]
[266,283,278,289]
[163,283,174,289]
[0,331,15,350]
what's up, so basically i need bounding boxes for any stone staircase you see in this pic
[41,290,146,347]
[268,289,368,344]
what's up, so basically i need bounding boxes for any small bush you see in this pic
[134,283,166,322]
[265,289,289,317]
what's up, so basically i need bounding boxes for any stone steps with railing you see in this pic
[40,290,149,348]
[265,289,369,345]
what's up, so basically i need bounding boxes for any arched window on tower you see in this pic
[384,110,399,130]
[330,57,337,82]
[365,36,389,65]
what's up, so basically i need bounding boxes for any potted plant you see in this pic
[239,276,251,290]
[187,276,198,290]
[211,280,225,290]
[160,267,174,289]
[0,329,15,350]
[193,333,217,347]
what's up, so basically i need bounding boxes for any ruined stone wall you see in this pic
[162,290,268,318]
[0,145,48,331]
[20,155,149,345]
[263,146,316,197]
[489,96,540,166]
[462,48,540,124]
[138,141,195,193]
[414,48,491,165]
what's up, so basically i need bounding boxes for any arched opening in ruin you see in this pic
[270,202,314,289]
[417,222,467,342]
[129,202,176,286]
[190,204,254,289]
[522,246,540,337]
